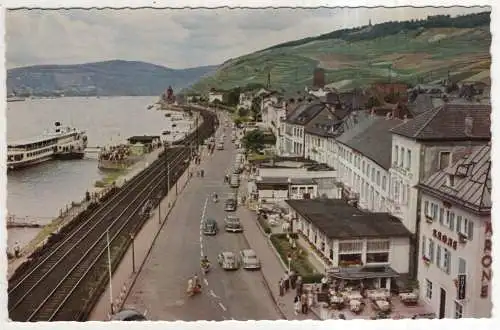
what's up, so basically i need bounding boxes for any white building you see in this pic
[388,103,491,276]
[208,90,223,103]
[417,143,491,319]
[287,198,412,289]
[332,113,403,213]
[238,92,253,110]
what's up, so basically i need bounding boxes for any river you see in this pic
[6,96,180,249]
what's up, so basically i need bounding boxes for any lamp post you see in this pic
[287,177,292,199]
[130,233,136,273]
[287,253,292,288]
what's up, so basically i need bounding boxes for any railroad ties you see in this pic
[7,107,217,322]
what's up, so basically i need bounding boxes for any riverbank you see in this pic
[7,112,203,279]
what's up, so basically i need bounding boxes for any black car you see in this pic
[111,308,147,321]
[224,199,237,212]
[203,218,218,235]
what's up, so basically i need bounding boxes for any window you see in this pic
[439,151,451,170]
[367,164,371,176]
[421,235,427,257]
[424,200,430,217]
[429,239,435,262]
[454,301,463,319]
[362,161,365,174]
[394,146,399,165]
[371,168,375,182]
[376,171,381,186]
[425,279,433,300]
[447,174,455,188]
[399,147,405,166]
[436,245,441,266]
[439,208,444,224]
[367,240,390,251]
[407,149,412,169]
[456,216,474,240]
[366,252,389,263]
[339,241,363,253]
[458,257,466,274]
[443,248,451,274]
[382,176,387,191]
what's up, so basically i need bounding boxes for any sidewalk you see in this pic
[236,181,318,320]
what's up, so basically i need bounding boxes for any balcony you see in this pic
[391,164,413,180]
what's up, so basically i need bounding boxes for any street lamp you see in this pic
[287,252,292,288]
[130,233,136,273]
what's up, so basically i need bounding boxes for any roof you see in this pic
[337,115,403,170]
[328,266,400,279]
[390,103,491,141]
[285,101,327,125]
[257,176,316,185]
[304,106,350,138]
[128,135,160,143]
[286,199,411,240]
[418,143,491,215]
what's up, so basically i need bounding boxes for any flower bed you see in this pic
[270,233,316,278]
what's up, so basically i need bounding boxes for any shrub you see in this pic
[301,274,324,284]
[270,234,315,277]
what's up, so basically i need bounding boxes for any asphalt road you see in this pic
[124,113,281,321]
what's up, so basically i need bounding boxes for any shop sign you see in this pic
[432,229,458,250]
[457,274,466,300]
[480,221,492,298]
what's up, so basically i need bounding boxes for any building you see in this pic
[238,92,253,110]
[250,161,339,203]
[333,112,403,212]
[313,68,326,89]
[388,103,491,277]
[416,143,491,319]
[208,89,224,103]
[287,198,412,289]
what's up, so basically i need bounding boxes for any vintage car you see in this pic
[217,251,239,270]
[240,249,261,270]
[224,199,237,212]
[202,218,218,235]
[224,215,243,232]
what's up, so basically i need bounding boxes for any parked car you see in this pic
[229,174,240,188]
[224,199,237,212]
[217,251,239,270]
[240,249,261,270]
[111,308,147,321]
[224,215,243,232]
[202,218,218,235]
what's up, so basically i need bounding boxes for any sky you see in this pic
[5,7,489,70]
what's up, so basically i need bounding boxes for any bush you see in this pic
[257,215,271,234]
[270,234,315,277]
[302,274,324,284]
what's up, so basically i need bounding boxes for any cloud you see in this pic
[5,7,489,69]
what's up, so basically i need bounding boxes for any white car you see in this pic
[217,251,239,270]
[240,249,261,270]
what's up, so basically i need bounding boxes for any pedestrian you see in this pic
[307,290,314,310]
[279,279,284,297]
[290,270,297,290]
[301,291,308,314]
[294,295,301,315]
[13,241,20,258]
[321,274,329,292]
[283,272,290,291]
[296,276,303,296]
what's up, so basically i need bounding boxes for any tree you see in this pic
[250,97,262,120]
[242,129,265,153]
[238,107,250,117]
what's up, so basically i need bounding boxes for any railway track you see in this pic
[8,107,218,321]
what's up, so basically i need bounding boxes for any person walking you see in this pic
[283,272,290,292]
[13,241,20,258]
[301,291,308,314]
[296,276,303,296]
[279,279,284,297]
[290,270,297,290]
[307,290,314,310]
[294,295,301,315]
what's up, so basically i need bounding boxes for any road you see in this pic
[123,113,281,321]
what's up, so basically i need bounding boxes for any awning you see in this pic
[327,266,399,280]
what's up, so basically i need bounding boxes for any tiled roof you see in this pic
[285,101,326,125]
[418,143,491,214]
[390,103,491,141]
[304,107,351,137]
[286,199,411,240]
[337,116,403,170]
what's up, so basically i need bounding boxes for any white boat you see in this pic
[7,96,26,102]
[7,122,88,170]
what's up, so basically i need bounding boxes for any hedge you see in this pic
[270,233,316,277]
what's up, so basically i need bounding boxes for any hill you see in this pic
[7,60,218,97]
[188,12,491,93]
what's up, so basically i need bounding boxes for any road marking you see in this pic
[204,278,208,286]
[218,302,227,312]
[209,289,218,298]
[200,236,203,242]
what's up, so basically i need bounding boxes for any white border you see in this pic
[0,1,497,330]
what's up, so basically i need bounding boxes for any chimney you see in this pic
[464,116,473,135]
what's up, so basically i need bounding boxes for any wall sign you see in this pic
[432,229,458,250]
[457,274,466,300]
[480,221,492,298]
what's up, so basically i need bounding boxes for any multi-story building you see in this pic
[388,103,491,277]
[238,92,253,110]
[208,89,223,103]
[417,143,491,319]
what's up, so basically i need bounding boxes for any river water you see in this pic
[6,96,180,248]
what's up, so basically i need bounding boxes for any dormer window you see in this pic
[447,174,455,188]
